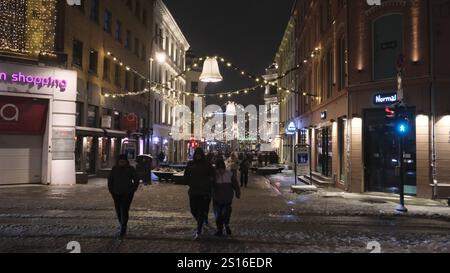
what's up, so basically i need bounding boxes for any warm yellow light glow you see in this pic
[440,115,450,125]
[155,52,166,63]
[352,117,362,129]
[416,115,429,127]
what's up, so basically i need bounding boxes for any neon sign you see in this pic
[0,71,67,92]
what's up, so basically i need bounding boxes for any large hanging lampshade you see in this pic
[200,57,223,83]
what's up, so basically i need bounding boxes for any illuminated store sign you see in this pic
[0,71,68,92]
[286,122,297,135]
[373,93,398,105]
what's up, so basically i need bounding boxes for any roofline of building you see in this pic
[155,0,191,50]
[274,0,298,62]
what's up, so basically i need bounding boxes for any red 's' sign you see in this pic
[122,113,138,133]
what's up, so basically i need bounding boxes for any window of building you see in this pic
[191,81,199,93]
[338,36,346,91]
[77,0,85,13]
[125,30,131,49]
[141,45,146,61]
[154,99,158,123]
[326,49,333,99]
[114,63,121,86]
[134,38,140,57]
[87,105,99,128]
[72,39,83,67]
[113,111,121,130]
[104,9,112,34]
[154,24,159,45]
[125,71,131,91]
[135,1,140,19]
[89,49,98,74]
[76,102,84,126]
[373,14,403,80]
[134,75,139,91]
[103,57,111,81]
[90,0,99,23]
[115,20,122,43]
[142,9,147,26]
[159,101,162,124]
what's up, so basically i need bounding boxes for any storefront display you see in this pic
[0,61,77,185]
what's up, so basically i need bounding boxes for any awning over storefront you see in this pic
[76,127,127,138]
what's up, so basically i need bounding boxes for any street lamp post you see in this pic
[147,57,154,155]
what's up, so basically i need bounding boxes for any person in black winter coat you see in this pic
[184,148,216,239]
[108,154,139,238]
[239,156,251,188]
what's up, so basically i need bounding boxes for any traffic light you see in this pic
[395,116,410,136]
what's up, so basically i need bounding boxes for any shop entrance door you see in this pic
[364,108,417,195]
[317,127,332,177]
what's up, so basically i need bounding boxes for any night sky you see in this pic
[163,0,295,107]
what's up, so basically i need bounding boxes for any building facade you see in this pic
[60,0,156,178]
[290,0,450,199]
[0,0,77,185]
[275,12,298,167]
[183,51,206,161]
[151,0,190,164]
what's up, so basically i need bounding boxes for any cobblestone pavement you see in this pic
[0,174,449,253]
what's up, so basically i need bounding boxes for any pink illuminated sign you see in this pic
[0,71,67,92]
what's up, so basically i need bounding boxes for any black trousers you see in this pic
[189,194,211,233]
[213,201,232,229]
[240,171,249,187]
[112,193,134,230]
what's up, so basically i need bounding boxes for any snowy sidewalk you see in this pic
[265,170,450,220]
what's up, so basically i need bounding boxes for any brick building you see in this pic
[286,0,450,199]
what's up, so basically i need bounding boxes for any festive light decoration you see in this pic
[199,57,223,83]
[102,48,322,101]
[0,0,57,56]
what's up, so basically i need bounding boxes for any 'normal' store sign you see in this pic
[373,92,398,106]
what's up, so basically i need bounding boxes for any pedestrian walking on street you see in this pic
[227,152,239,178]
[213,159,241,237]
[239,156,251,188]
[108,154,139,238]
[184,148,216,240]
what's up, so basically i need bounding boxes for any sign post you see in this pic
[294,144,311,186]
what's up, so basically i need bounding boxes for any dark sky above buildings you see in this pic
[163,0,295,107]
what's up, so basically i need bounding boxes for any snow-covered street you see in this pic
[0,174,449,253]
